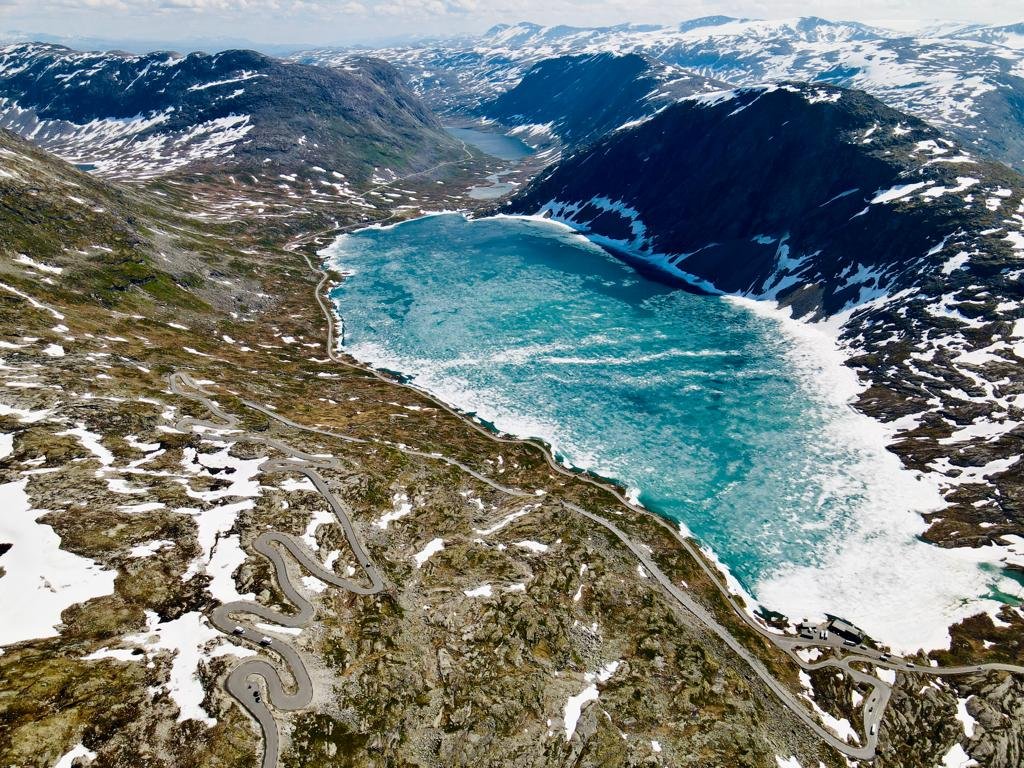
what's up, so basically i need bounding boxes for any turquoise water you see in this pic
[324,214,1017,647]
[326,214,873,591]
[445,126,534,161]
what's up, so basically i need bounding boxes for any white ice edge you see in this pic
[728,296,1023,654]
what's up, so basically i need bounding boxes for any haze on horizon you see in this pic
[0,0,1018,52]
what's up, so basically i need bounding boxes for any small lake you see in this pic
[324,213,1021,651]
[445,126,534,161]
[467,172,519,200]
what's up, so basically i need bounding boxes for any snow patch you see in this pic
[413,537,444,568]
[0,479,115,646]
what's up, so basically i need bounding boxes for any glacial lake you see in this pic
[445,126,534,161]
[324,213,1020,651]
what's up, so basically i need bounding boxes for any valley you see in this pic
[1,15,1024,768]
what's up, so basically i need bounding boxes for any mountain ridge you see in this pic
[477,52,728,150]
[0,42,462,181]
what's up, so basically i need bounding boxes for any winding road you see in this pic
[170,373,385,768]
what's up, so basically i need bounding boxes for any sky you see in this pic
[0,0,1019,49]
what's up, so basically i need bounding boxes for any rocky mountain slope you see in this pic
[505,82,1024,559]
[477,52,726,149]
[299,17,1024,170]
[0,43,462,181]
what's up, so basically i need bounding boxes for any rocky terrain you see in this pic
[2,30,1024,768]
[298,17,1024,170]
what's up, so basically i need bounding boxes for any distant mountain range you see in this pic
[0,31,311,57]
[0,43,461,181]
[947,21,1024,48]
[296,16,1024,170]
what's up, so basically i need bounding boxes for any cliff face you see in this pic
[506,82,1024,554]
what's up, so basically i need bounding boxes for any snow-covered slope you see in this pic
[506,83,1024,554]
[297,17,1024,170]
[0,43,458,181]
[949,22,1024,50]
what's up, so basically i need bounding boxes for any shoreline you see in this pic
[314,212,1022,654]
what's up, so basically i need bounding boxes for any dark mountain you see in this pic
[0,43,461,181]
[477,53,727,149]
[506,82,1024,550]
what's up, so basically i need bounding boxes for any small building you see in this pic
[826,614,866,644]
[796,620,818,639]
